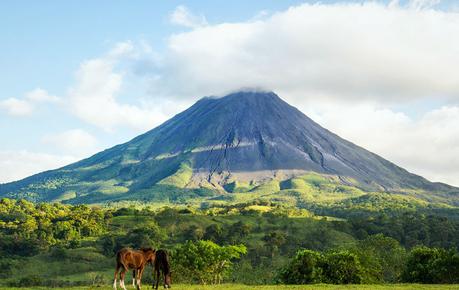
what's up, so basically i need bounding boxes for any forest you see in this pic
[1,198,458,287]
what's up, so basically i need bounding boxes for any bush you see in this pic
[322,250,363,284]
[278,249,323,284]
[50,245,68,260]
[9,275,42,287]
[98,234,117,256]
[173,240,246,284]
[353,234,406,283]
[402,246,459,283]
[7,276,88,287]
[279,249,364,284]
[0,259,16,278]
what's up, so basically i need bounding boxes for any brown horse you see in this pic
[113,247,156,290]
[154,249,172,289]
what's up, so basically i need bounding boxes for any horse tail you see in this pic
[116,250,122,265]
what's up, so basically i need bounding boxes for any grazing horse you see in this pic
[114,247,156,290]
[153,249,172,289]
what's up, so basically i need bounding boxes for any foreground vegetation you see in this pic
[2,284,459,290]
[1,198,459,287]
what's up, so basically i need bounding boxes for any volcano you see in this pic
[0,91,455,204]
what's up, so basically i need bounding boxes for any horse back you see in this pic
[117,248,144,269]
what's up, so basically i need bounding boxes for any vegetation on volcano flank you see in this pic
[0,91,457,208]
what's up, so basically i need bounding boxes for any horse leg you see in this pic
[137,267,144,290]
[120,268,127,290]
[132,270,136,287]
[113,265,119,290]
[155,269,160,290]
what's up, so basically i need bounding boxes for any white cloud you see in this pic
[25,88,60,103]
[108,41,135,58]
[306,102,459,186]
[0,98,34,116]
[0,150,77,183]
[67,42,165,132]
[41,129,99,156]
[170,5,208,29]
[151,2,459,103]
[0,88,59,116]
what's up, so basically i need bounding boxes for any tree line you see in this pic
[1,198,459,286]
[0,198,109,256]
[279,234,459,284]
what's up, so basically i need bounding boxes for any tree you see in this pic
[403,246,439,283]
[204,224,225,243]
[227,221,251,244]
[403,246,459,283]
[278,249,323,284]
[98,234,117,256]
[279,249,363,284]
[183,225,204,241]
[263,231,287,257]
[432,248,459,283]
[321,250,364,284]
[355,234,406,283]
[174,240,246,284]
[122,224,167,249]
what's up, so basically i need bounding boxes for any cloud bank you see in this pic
[156,2,459,103]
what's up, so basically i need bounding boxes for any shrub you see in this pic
[322,250,364,284]
[173,240,246,284]
[353,234,406,283]
[279,249,364,284]
[278,249,323,284]
[402,246,459,283]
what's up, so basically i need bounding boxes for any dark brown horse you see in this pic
[113,247,156,290]
[153,249,171,289]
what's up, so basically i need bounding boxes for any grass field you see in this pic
[1,284,459,290]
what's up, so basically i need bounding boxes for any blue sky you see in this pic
[0,0,309,150]
[1,0,459,185]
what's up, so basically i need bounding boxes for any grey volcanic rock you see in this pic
[126,90,439,191]
[0,91,454,202]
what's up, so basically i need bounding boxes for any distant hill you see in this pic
[0,91,457,205]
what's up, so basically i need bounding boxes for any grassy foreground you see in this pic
[1,284,459,290]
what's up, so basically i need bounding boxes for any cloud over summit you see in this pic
[156,2,459,103]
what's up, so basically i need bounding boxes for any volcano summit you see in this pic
[0,91,455,204]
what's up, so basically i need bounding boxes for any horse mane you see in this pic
[140,247,155,253]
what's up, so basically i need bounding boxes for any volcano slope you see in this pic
[0,91,457,206]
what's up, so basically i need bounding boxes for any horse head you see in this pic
[164,271,172,288]
[140,247,156,264]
